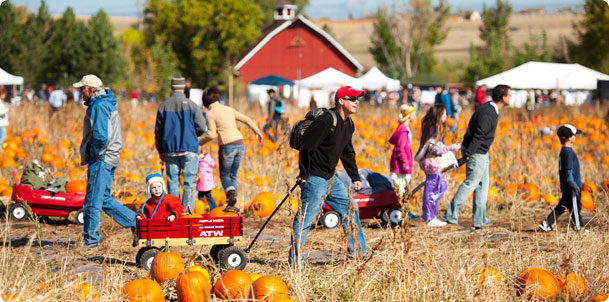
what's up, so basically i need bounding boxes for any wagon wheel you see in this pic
[210,244,230,263]
[137,247,160,271]
[321,211,340,229]
[75,209,85,225]
[379,210,390,226]
[387,208,403,226]
[9,203,28,221]
[219,246,247,270]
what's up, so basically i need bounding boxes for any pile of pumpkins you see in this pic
[470,266,608,301]
[124,247,295,302]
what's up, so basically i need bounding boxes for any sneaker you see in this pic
[226,190,237,207]
[427,218,447,227]
[538,221,553,232]
[407,212,421,220]
[474,220,494,230]
[79,243,99,252]
[441,215,458,225]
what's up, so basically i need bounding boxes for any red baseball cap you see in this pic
[335,86,364,101]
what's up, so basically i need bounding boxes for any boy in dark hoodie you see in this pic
[137,173,184,221]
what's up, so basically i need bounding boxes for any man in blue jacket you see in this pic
[435,85,455,132]
[155,77,206,213]
[74,74,137,249]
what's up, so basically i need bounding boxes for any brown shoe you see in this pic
[226,190,237,207]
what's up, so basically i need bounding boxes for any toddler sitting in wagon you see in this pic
[136,173,184,222]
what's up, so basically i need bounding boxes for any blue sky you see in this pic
[6,0,584,19]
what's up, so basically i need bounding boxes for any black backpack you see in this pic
[289,108,340,150]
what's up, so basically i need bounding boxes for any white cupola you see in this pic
[273,1,297,21]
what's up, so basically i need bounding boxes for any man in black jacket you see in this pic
[442,84,511,229]
[289,86,368,264]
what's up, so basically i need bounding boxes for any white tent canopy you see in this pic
[0,67,24,85]
[358,66,401,91]
[296,67,362,89]
[476,62,609,90]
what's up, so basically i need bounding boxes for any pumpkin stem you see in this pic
[164,238,169,252]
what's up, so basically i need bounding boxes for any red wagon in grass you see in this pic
[320,189,403,228]
[9,171,86,224]
[134,215,245,271]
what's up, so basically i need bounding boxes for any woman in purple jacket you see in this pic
[389,104,415,204]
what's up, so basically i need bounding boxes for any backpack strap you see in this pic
[327,109,338,132]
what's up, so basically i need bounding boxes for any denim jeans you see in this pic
[289,174,367,264]
[0,126,6,148]
[442,153,490,227]
[165,152,199,214]
[83,159,136,244]
[218,144,244,194]
[198,191,216,212]
[263,117,280,143]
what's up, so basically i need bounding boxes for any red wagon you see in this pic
[320,189,403,228]
[9,172,86,224]
[134,215,245,271]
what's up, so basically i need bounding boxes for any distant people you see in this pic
[137,173,184,222]
[263,89,284,143]
[258,89,270,117]
[309,95,318,110]
[184,81,191,98]
[155,77,206,214]
[36,84,49,103]
[49,85,64,118]
[199,87,263,210]
[526,89,535,121]
[435,86,455,132]
[73,74,136,250]
[197,152,216,212]
[449,88,462,132]
[130,89,139,108]
[0,89,9,148]
[412,86,422,114]
[475,85,487,109]
[442,84,511,229]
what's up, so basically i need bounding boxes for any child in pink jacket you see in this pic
[197,152,216,212]
[389,104,415,196]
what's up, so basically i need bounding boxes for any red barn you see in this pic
[234,2,363,86]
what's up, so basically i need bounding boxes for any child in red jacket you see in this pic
[137,173,184,222]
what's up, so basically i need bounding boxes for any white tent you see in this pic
[358,66,401,91]
[0,67,24,85]
[476,62,609,90]
[296,67,362,89]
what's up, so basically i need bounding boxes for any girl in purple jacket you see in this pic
[414,105,460,227]
[389,104,415,198]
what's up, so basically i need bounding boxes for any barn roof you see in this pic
[234,15,363,72]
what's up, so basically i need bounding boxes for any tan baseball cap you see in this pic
[72,74,103,88]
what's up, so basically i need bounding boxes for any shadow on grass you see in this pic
[87,255,138,267]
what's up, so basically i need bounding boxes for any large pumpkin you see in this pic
[213,269,253,299]
[582,181,597,193]
[177,271,212,302]
[209,207,239,218]
[66,180,87,193]
[562,273,586,298]
[580,190,595,211]
[591,293,609,302]
[123,279,165,302]
[249,192,276,218]
[248,275,291,302]
[515,267,563,300]
[151,251,185,283]
[211,188,227,206]
[187,264,211,289]
[194,200,206,214]
[542,194,558,206]
[518,183,540,202]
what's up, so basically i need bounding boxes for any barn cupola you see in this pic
[273,1,297,21]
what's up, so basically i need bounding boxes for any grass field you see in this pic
[0,99,608,301]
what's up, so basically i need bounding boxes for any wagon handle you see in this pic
[245,181,300,253]
[12,170,17,185]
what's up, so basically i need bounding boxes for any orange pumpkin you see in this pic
[150,250,185,283]
[187,264,211,289]
[504,183,518,196]
[249,192,276,218]
[249,275,291,302]
[580,190,594,211]
[591,293,609,302]
[70,282,98,301]
[542,194,558,206]
[515,267,563,300]
[250,273,262,282]
[194,200,206,214]
[213,269,253,299]
[602,180,609,192]
[123,279,165,302]
[562,273,586,297]
[177,271,212,302]
[209,207,239,218]
[472,267,504,286]
[66,180,87,193]
[211,188,227,206]
[582,181,597,193]
[518,183,540,202]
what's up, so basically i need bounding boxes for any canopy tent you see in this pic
[250,74,294,86]
[358,67,401,91]
[0,67,24,85]
[476,62,609,90]
[296,67,362,89]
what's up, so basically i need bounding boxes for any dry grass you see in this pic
[1,99,608,301]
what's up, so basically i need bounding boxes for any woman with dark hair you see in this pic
[199,87,263,210]
[414,105,460,227]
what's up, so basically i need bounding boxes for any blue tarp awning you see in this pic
[250,74,294,86]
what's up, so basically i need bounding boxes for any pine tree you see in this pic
[568,0,609,73]
[84,10,126,85]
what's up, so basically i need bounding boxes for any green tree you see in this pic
[568,0,609,73]
[145,0,262,87]
[84,10,126,84]
[254,0,309,24]
[462,0,512,85]
[369,8,404,80]
[511,30,552,67]
[18,2,55,87]
[0,2,26,76]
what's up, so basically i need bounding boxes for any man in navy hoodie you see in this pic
[74,74,136,249]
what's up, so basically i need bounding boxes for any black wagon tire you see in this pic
[321,211,341,229]
[210,244,230,263]
[379,209,390,226]
[137,247,160,271]
[219,246,247,270]
[388,208,403,226]
[75,209,85,225]
[9,203,28,220]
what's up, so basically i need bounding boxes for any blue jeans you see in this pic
[165,152,199,214]
[218,144,244,194]
[0,126,6,148]
[83,159,136,244]
[289,175,367,264]
[198,191,216,212]
[442,153,490,227]
[263,117,280,143]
